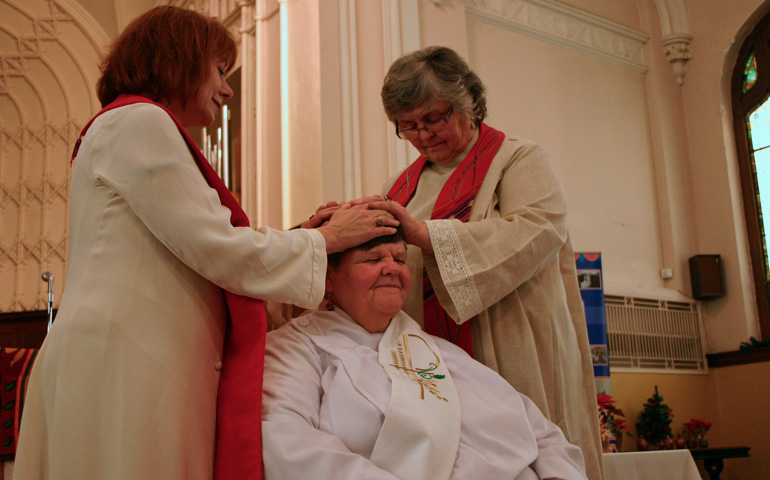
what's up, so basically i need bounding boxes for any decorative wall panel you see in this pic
[465,0,649,73]
[0,0,105,312]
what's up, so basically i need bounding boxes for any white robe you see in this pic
[262,309,588,480]
[14,103,327,480]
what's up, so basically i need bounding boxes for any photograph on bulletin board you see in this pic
[577,269,602,289]
[590,345,608,366]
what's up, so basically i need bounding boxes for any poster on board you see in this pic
[575,252,610,395]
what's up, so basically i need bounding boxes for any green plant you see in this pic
[636,386,673,448]
[739,336,770,352]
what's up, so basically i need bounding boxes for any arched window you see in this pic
[732,11,770,339]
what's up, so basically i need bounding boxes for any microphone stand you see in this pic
[41,272,54,332]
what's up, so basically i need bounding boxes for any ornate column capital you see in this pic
[661,33,693,85]
[652,0,693,85]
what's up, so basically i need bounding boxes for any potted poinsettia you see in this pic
[597,392,632,452]
[682,418,712,449]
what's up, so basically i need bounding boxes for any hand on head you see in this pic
[305,195,431,252]
[367,201,432,252]
[302,194,393,228]
[301,201,342,229]
[316,204,399,253]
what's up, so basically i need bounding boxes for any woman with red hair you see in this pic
[13,6,395,480]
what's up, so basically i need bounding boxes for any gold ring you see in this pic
[384,195,391,202]
[376,217,384,227]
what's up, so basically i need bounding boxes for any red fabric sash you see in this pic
[386,123,505,357]
[72,95,265,480]
[0,348,38,456]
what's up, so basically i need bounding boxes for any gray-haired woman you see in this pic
[371,45,604,480]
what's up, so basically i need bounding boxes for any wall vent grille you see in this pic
[605,295,707,373]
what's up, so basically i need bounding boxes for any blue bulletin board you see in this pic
[575,252,610,395]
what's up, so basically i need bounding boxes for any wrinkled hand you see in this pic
[317,204,400,253]
[367,201,432,252]
[301,201,344,229]
[347,194,389,207]
[302,196,391,228]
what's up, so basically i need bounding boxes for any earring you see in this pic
[324,292,335,311]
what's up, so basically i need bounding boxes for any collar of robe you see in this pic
[298,309,461,480]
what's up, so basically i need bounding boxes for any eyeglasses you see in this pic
[396,106,454,139]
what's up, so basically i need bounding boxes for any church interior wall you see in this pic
[466,16,666,299]
[285,0,324,226]
[355,5,392,197]
[418,0,470,59]
[710,361,770,479]
[318,0,345,206]
[259,12,284,229]
[2,0,770,477]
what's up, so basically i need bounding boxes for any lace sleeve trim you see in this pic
[426,220,482,322]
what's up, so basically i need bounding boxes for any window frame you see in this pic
[731,12,770,340]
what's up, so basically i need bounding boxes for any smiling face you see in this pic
[395,99,476,165]
[168,59,233,127]
[326,242,411,333]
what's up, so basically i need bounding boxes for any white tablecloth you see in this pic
[603,450,701,480]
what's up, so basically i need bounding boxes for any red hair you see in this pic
[97,6,237,107]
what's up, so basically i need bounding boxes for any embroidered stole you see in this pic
[370,313,460,480]
[386,123,505,356]
[72,95,266,480]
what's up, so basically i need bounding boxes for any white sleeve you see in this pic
[522,393,589,480]
[262,328,400,480]
[440,340,587,480]
[90,104,325,308]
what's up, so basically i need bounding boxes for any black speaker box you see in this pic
[689,255,724,300]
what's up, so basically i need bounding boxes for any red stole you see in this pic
[72,95,266,480]
[386,123,505,357]
[0,348,38,456]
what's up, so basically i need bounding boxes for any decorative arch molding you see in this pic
[653,0,689,33]
[57,0,111,50]
[0,0,107,312]
[465,0,649,73]
[464,0,695,85]
[652,0,693,85]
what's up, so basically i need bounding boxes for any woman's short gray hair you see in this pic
[381,46,487,127]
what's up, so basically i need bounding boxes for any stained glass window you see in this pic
[743,51,758,94]
[748,99,770,277]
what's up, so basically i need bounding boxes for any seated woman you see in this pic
[261,229,588,480]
